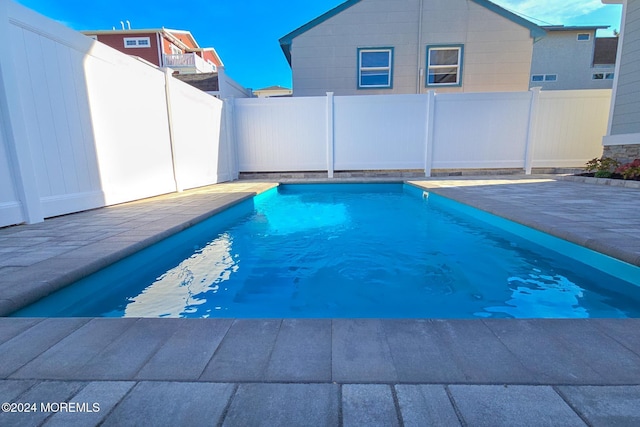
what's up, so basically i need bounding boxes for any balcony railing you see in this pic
[162,53,216,73]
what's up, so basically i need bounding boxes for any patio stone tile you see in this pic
[265,319,332,382]
[428,320,534,383]
[199,319,281,382]
[537,320,640,384]
[449,385,586,427]
[66,319,182,380]
[382,320,465,383]
[593,319,640,356]
[222,383,339,427]
[0,380,85,427]
[102,382,234,427]
[10,319,137,380]
[556,386,640,427]
[395,385,460,427]
[342,384,399,427]
[332,319,398,383]
[0,318,42,343]
[0,318,89,378]
[43,381,135,427]
[482,319,604,384]
[0,379,39,404]
[135,319,233,381]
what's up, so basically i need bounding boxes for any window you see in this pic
[577,33,591,41]
[426,45,463,87]
[357,48,393,89]
[123,37,151,48]
[170,44,182,55]
[594,72,615,80]
[531,74,557,82]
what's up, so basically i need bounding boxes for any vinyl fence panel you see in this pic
[235,97,327,172]
[532,90,611,168]
[333,94,427,170]
[431,92,532,170]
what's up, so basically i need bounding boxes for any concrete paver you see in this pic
[0,176,639,425]
[395,385,461,427]
[342,384,399,427]
[448,385,587,427]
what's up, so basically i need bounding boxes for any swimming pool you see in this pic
[12,183,640,318]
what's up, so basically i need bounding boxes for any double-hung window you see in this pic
[426,45,463,87]
[357,48,393,89]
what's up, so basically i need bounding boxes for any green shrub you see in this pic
[585,157,620,175]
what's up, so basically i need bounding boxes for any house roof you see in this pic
[593,37,619,65]
[278,0,546,65]
[255,85,292,91]
[173,72,219,92]
[541,25,610,32]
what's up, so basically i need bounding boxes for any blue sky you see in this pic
[14,0,623,90]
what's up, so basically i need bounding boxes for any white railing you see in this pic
[163,53,215,73]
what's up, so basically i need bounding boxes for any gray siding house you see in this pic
[280,0,545,96]
[602,0,640,162]
[530,26,618,90]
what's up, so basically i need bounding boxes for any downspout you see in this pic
[416,0,424,94]
[606,0,627,136]
[156,32,163,67]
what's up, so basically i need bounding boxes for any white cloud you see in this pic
[492,0,606,25]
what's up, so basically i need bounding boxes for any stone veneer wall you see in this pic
[603,144,640,164]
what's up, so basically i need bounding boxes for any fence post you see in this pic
[223,97,239,180]
[424,90,436,177]
[0,2,43,224]
[524,87,541,175]
[326,92,335,178]
[162,68,182,191]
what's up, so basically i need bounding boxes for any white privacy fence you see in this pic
[0,1,238,228]
[0,1,612,229]
[234,89,611,176]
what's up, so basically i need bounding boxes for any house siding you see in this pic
[95,33,160,66]
[611,0,640,135]
[530,30,615,90]
[290,0,533,96]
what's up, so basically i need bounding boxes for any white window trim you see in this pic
[358,48,393,89]
[426,45,463,87]
[577,33,591,41]
[123,37,151,48]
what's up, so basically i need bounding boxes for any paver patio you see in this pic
[0,175,639,426]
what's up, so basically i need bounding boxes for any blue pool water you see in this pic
[13,183,640,319]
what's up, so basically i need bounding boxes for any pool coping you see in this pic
[1,175,639,316]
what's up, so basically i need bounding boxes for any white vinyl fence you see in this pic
[0,1,238,228]
[234,89,611,176]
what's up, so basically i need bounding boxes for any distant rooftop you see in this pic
[541,25,610,31]
[173,72,219,92]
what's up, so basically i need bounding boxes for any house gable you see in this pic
[279,0,545,65]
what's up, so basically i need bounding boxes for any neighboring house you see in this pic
[253,86,293,98]
[601,0,640,163]
[279,0,545,96]
[529,26,618,90]
[82,28,223,74]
